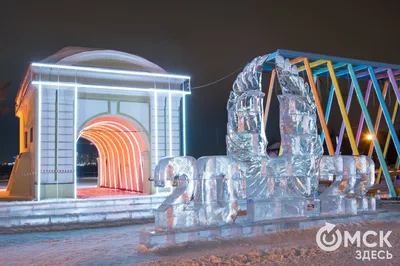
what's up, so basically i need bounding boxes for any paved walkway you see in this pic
[0,211,398,265]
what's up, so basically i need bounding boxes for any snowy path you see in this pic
[1,219,399,265]
[139,221,400,266]
[0,223,158,265]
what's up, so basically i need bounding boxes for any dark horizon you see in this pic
[1,1,400,162]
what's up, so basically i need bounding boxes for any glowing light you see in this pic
[97,148,103,186]
[103,123,134,190]
[154,89,159,194]
[154,91,158,163]
[168,88,174,193]
[366,134,373,141]
[107,121,138,190]
[37,83,42,201]
[32,79,190,193]
[79,120,144,191]
[182,95,186,156]
[96,125,124,188]
[97,122,136,190]
[31,81,191,95]
[83,129,117,188]
[30,62,191,196]
[111,121,143,191]
[87,128,118,188]
[102,130,118,188]
[169,91,173,157]
[96,132,116,188]
[74,85,78,199]
[31,62,191,80]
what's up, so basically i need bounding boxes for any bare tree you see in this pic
[0,81,11,117]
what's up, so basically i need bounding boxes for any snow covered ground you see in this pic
[140,220,400,265]
[0,217,398,265]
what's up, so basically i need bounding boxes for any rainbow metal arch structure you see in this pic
[263,50,400,198]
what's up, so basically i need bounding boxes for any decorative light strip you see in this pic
[103,123,134,190]
[355,81,372,146]
[96,125,124,188]
[37,83,42,201]
[348,64,396,197]
[100,121,140,190]
[31,62,191,80]
[327,61,358,155]
[182,95,186,156]
[73,85,78,199]
[168,90,173,193]
[168,91,173,157]
[336,83,354,155]
[115,121,145,190]
[31,81,191,95]
[97,130,118,188]
[80,121,143,191]
[36,79,189,195]
[320,84,334,143]
[81,125,117,188]
[154,90,159,194]
[368,67,400,156]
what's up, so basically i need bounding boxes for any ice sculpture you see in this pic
[193,156,245,225]
[226,55,269,200]
[151,54,376,230]
[153,155,245,228]
[244,55,323,221]
[352,156,376,211]
[318,156,357,214]
[152,156,198,229]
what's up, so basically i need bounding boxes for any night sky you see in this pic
[1,1,400,162]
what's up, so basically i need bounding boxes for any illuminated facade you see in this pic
[6,47,190,200]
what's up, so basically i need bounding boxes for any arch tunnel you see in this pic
[78,116,150,193]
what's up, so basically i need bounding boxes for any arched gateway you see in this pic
[79,115,150,193]
[4,47,190,200]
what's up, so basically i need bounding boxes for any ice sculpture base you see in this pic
[320,196,346,215]
[196,202,239,226]
[313,196,369,215]
[155,201,241,229]
[247,197,319,221]
[344,198,358,215]
[154,204,199,230]
[357,196,376,212]
[140,210,394,248]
